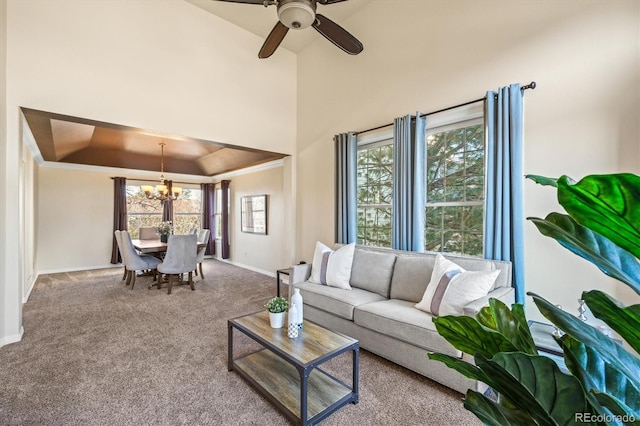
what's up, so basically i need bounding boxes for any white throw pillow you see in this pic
[415,254,500,316]
[309,241,355,290]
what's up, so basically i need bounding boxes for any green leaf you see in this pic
[526,174,559,187]
[530,292,640,392]
[557,174,640,260]
[476,352,589,426]
[433,315,518,358]
[582,290,640,355]
[428,353,491,384]
[559,335,640,416]
[476,305,497,330]
[591,392,640,425]
[462,390,536,426]
[487,299,538,355]
[528,213,640,295]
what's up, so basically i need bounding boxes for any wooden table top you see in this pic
[132,239,207,253]
[230,310,358,365]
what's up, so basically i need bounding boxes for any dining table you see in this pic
[132,238,207,255]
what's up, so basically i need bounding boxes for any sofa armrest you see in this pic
[290,263,311,284]
[463,286,515,317]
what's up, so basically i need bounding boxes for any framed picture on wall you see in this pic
[241,194,267,235]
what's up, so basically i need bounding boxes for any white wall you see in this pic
[295,0,640,321]
[221,161,292,275]
[6,0,296,155]
[1,0,298,345]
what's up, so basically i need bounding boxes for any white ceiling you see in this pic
[185,0,372,54]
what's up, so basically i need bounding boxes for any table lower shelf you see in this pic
[233,348,353,422]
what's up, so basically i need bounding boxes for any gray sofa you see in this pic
[289,245,514,394]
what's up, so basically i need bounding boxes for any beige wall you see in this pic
[1,0,298,345]
[295,0,640,321]
[222,161,292,275]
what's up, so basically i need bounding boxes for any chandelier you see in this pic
[141,142,182,201]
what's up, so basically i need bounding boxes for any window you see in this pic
[126,185,162,238]
[172,188,202,235]
[126,184,201,237]
[352,103,484,256]
[356,137,393,248]
[214,188,222,239]
[425,119,484,256]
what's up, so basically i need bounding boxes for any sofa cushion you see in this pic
[415,254,500,316]
[309,241,355,289]
[354,299,462,358]
[389,255,435,303]
[295,281,386,321]
[349,248,397,298]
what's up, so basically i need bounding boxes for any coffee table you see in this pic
[228,311,359,425]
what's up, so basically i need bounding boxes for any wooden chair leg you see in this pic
[156,273,162,290]
[125,270,132,286]
[130,272,137,289]
[198,262,204,279]
[122,267,127,281]
[188,272,195,291]
[167,275,173,295]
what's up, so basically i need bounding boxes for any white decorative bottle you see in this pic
[287,304,298,339]
[292,288,304,330]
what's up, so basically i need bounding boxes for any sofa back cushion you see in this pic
[389,255,435,303]
[390,252,512,303]
[349,248,397,298]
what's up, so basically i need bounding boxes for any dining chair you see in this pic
[195,229,210,279]
[188,228,197,235]
[156,234,198,295]
[120,230,162,289]
[139,227,158,240]
[114,230,127,281]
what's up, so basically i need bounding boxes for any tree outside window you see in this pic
[356,142,393,248]
[425,123,484,256]
[126,185,201,237]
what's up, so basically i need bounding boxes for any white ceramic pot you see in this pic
[269,311,285,329]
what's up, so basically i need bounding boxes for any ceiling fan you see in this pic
[213,0,364,58]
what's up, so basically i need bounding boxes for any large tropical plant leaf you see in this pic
[528,213,640,295]
[476,299,537,355]
[582,290,640,354]
[526,174,559,187]
[559,334,640,416]
[476,352,589,426]
[556,174,640,260]
[530,292,640,391]
[432,314,518,357]
[427,353,491,384]
[591,392,640,425]
[463,390,537,426]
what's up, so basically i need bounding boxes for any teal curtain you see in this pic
[484,83,525,303]
[334,132,358,244]
[392,114,426,251]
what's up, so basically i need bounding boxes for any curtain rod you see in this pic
[354,81,536,136]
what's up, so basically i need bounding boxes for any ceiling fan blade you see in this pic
[259,21,289,59]
[317,0,349,4]
[312,14,363,55]
[211,0,272,4]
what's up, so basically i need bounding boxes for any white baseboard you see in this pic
[38,263,121,275]
[0,326,24,348]
[214,257,275,278]
[23,273,38,304]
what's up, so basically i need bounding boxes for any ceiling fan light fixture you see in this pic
[277,1,316,30]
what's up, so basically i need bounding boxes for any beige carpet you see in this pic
[0,260,480,425]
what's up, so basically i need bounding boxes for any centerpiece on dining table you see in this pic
[157,221,173,243]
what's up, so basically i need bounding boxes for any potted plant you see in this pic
[266,296,288,329]
[429,173,640,424]
[157,221,173,243]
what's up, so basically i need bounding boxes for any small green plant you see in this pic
[157,221,173,235]
[266,296,288,313]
